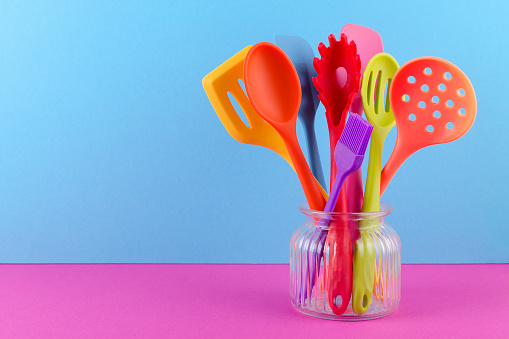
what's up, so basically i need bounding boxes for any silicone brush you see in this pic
[315,113,373,315]
[313,34,361,213]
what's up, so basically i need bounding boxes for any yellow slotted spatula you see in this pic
[202,46,328,199]
[352,53,399,314]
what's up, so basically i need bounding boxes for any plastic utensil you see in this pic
[202,46,328,199]
[317,113,373,315]
[244,42,326,211]
[313,34,361,212]
[361,53,398,212]
[275,35,327,190]
[305,33,360,304]
[352,52,399,314]
[381,57,477,195]
[202,46,290,164]
[340,24,384,215]
[340,25,384,115]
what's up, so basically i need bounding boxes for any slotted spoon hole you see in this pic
[433,110,441,118]
[458,88,465,96]
[408,76,416,84]
[384,79,392,113]
[426,125,434,133]
[402,94,410,102]
[446,122,454,130]
[418,101,426,109]
[408,113,416,121]
[362,295,368,308]
[227,89,250,127]
[421,84,429,92]
[424,67,432,75]
[459,108,466,116]
[432,96,439,104]
[439,83,446,91]
[446,100,454,107]
[444,72,452,80]
[335,67,347,88]
[335,295,343,308]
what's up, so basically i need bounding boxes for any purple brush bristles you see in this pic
[324,113,373,220]
[339,113,373,157]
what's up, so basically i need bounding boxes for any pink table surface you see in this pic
[0,264,507,338]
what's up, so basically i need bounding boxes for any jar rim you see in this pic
[298,202,393,219]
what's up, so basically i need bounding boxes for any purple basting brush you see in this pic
[303,113,373,308]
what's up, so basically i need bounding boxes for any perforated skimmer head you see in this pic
[381,56,477,195]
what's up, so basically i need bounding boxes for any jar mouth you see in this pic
[298,202,393,219]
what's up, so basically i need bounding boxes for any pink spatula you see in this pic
[340,24,384,215]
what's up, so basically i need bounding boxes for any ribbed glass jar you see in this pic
[290,203,400,320]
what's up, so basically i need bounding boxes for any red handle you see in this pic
[329,112,349,213]
[326,220,353,315]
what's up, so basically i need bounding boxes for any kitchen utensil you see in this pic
[202,46,328,199]
[313,33,361,212]
[244,42,326,210]
[317,113,373,315]
[353,52,399,314]
[340,24,384,115]
[275,35,327,190]
[340,24,384,215]
[362,53,398,212]
[318,113,373,223]
[381,57,477,195]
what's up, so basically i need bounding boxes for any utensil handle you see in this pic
[282,130,326,211]
[380,139,414,196]
[346,168,363,213]
[326,221,353,315]
[303,120,327,191]
[363,132,384,212]
[352,229,376,314]
[323,170,349,215]
[328,115,349,213]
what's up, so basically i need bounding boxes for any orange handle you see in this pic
[280,128,326,211]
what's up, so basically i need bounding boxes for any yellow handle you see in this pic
[352,227,376,314]
[351,131,385,314]
[363,131,385,212]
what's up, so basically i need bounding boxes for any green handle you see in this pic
[352,229,376,314]
[352,128,387,314]
[362,130,385,213]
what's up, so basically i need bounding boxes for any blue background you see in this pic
[1,1,507,263]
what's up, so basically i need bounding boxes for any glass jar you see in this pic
[290,202,400,320]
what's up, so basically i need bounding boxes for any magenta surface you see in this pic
[0,264,507,338]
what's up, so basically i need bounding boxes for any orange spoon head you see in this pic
[390,57,477,150]
[244,42,301,125]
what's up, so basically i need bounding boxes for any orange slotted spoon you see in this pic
[381,56,477,195]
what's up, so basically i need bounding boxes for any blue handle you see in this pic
[303,119,327,191]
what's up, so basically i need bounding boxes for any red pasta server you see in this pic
[313,34,361,213]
